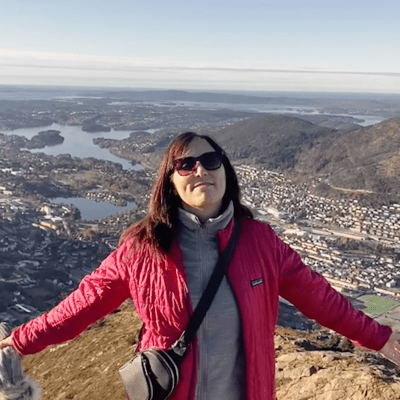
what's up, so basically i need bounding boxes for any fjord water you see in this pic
[1,123,141,219]
[3,123,142,170]
[50,197,137,221]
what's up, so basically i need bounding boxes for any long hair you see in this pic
[119,132,253,252]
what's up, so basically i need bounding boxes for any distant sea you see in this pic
[0,85,104,101]
[148,100,384,127]
[1,84,400,101]
[0,85,387,127]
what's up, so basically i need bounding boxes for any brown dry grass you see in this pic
[22,305,400,400]
[23,302,141,400]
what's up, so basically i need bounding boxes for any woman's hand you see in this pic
[379,331,400,366]
[0,336,13,350]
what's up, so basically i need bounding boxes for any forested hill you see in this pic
[212,114,336,169]
[210,114,400,204]
[295,116,400,202]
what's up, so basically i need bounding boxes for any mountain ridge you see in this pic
[211,114,335,169]
[294,116,400,202]
[207,114,400,204]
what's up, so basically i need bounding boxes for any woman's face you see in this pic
[171,137,226,222]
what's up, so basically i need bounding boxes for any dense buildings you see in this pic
[236,165,400,296]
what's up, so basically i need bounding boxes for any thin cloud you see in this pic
[1,49,399,92]
[1,49,400,77]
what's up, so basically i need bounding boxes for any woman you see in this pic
[1,131,400,399]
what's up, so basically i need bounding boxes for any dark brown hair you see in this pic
[119,132,253,252]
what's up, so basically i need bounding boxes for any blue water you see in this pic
[0,86,386,127]
[152,101,384,127]
[0,122,143,218]
[50,197,137,221]
[2,123,143,170]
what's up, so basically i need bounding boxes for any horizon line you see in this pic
[1,83,400,98]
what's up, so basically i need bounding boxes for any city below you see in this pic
[2,87,400,332]
[2,162,400,330]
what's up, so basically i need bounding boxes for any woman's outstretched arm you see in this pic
[5,241,133,356]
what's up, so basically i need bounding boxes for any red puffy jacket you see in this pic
[11,218,392,399]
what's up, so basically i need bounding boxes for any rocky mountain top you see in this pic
[21,302,400,400]
[275,327,400,400]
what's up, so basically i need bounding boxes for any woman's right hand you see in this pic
[0,336,13,350]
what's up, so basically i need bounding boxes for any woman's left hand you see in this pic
[380,331,400,366]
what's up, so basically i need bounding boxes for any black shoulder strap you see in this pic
[173,217,241,352]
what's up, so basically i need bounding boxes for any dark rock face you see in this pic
[25,130,64,149]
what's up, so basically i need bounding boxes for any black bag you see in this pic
[119,347,182,400]
[119,218,241,400]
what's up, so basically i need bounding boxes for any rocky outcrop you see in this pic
[275,327,400,400]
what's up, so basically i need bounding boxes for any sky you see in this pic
[1,0,400,93]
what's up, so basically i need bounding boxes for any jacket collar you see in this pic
[170,202,236,288]
[177,201,234,237]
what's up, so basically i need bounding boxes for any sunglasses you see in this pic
[173,151,223,176]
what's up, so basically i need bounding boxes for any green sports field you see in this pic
[357,294,400,317]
